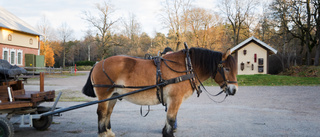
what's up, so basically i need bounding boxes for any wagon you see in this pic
[0,60,56,137]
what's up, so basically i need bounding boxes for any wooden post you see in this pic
[40,72,44,92]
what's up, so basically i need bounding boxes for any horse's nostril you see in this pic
[232,88,236,94]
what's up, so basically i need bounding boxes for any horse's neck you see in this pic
[194,68,212,82]
[164,51,212,82]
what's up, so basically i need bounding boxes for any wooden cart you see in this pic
[0,73,55,137]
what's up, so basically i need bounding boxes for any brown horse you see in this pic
[82,47,238,137]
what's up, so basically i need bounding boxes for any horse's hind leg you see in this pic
[97,92,118,137]
[162,98,183,137]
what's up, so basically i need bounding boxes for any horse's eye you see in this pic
[225,68,230,72]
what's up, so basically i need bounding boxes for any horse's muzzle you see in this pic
[227,84,237,96]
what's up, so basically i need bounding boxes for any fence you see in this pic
[24,67,63,75]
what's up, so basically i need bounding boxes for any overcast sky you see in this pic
[0,0,217,40]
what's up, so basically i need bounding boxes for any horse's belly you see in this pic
[115,88,160,106]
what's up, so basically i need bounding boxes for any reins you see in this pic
[195,56,238,103]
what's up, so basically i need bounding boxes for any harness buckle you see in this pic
[218,64,224,68]
[176,77,182,83]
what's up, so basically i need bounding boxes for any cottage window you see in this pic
[258,58,264,65]
[11,51,15,64]
[17,51,23,65]
[240,62,244,71]
[8,34,12,41]
[3,51,8,61]
[29,38,33,45]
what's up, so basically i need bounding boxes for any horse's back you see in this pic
[92,55,157,86]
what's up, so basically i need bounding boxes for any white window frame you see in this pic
[3,48,9,62]
[17,50,23,65]
[10,49,16,65]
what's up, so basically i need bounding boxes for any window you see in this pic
[8,34,12,41]
[3,51,8,61]
[258,58,264,65]
[11,51,15,64]
[2,48,9,61]
[10,49,16,64]
[29,38,33,45]
[17,50,23,65]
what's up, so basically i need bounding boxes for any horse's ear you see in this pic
[222,48,231,61]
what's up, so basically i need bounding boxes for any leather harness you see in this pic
[93,44,200,108]
[92,43,237,108]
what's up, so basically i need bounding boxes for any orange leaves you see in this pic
[40,41,55,67]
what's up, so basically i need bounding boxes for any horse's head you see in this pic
[214,49,238,96]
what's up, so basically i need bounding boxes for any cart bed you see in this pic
[0,80,55,110]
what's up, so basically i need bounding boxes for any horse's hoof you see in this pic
[98,129,115,137]
[173,128,177,133]
[162,127,174,137]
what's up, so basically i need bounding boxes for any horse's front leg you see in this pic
[162,98,182,137]
[97,95,117,137]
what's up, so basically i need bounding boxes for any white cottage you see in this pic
[230,36,277,75]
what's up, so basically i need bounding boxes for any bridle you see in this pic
[213,59,238,96]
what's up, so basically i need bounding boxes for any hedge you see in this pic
[75,61,95,66]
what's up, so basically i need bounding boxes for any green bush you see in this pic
[75,61,95,66]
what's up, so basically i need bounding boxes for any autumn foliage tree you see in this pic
[40,41,55,67]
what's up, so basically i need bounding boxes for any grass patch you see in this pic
[204,74,320,86]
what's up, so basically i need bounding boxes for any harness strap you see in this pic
[93,74,195,88]
[164,74,194,84]
[184,42,202,97]
[102,60,115,84]
[140,105,150,117]
[93,84,150,89]
[154,57,166,107]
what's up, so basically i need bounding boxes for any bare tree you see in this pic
[186,7,215,48]
[83,1,118,59]
[37,15,56,66]
[269,0,295,69]
[219,0,259,46]
[161,0,191,51]
[57,22,73,68]
[37,15,56,41]
[123,13,142,49]
[286,0,315,65]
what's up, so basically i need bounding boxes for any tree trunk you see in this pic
[88,45,91,61]
[175,32,181,51]
[315,43,320,66]
[314,0,320,66]
[306,0,311,65]
[62,42,66,68]
[306,42,311,66]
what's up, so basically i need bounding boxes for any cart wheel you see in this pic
[32,115,53,131]
[0,117,14,137]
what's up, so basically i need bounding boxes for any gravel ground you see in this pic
[10,72,320,137]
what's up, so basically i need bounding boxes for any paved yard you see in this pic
[12,72,320,137]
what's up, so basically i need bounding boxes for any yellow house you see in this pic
[0,6,41,67]
[230,36,277,75]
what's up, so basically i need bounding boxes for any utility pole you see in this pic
[88,45,91,61]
